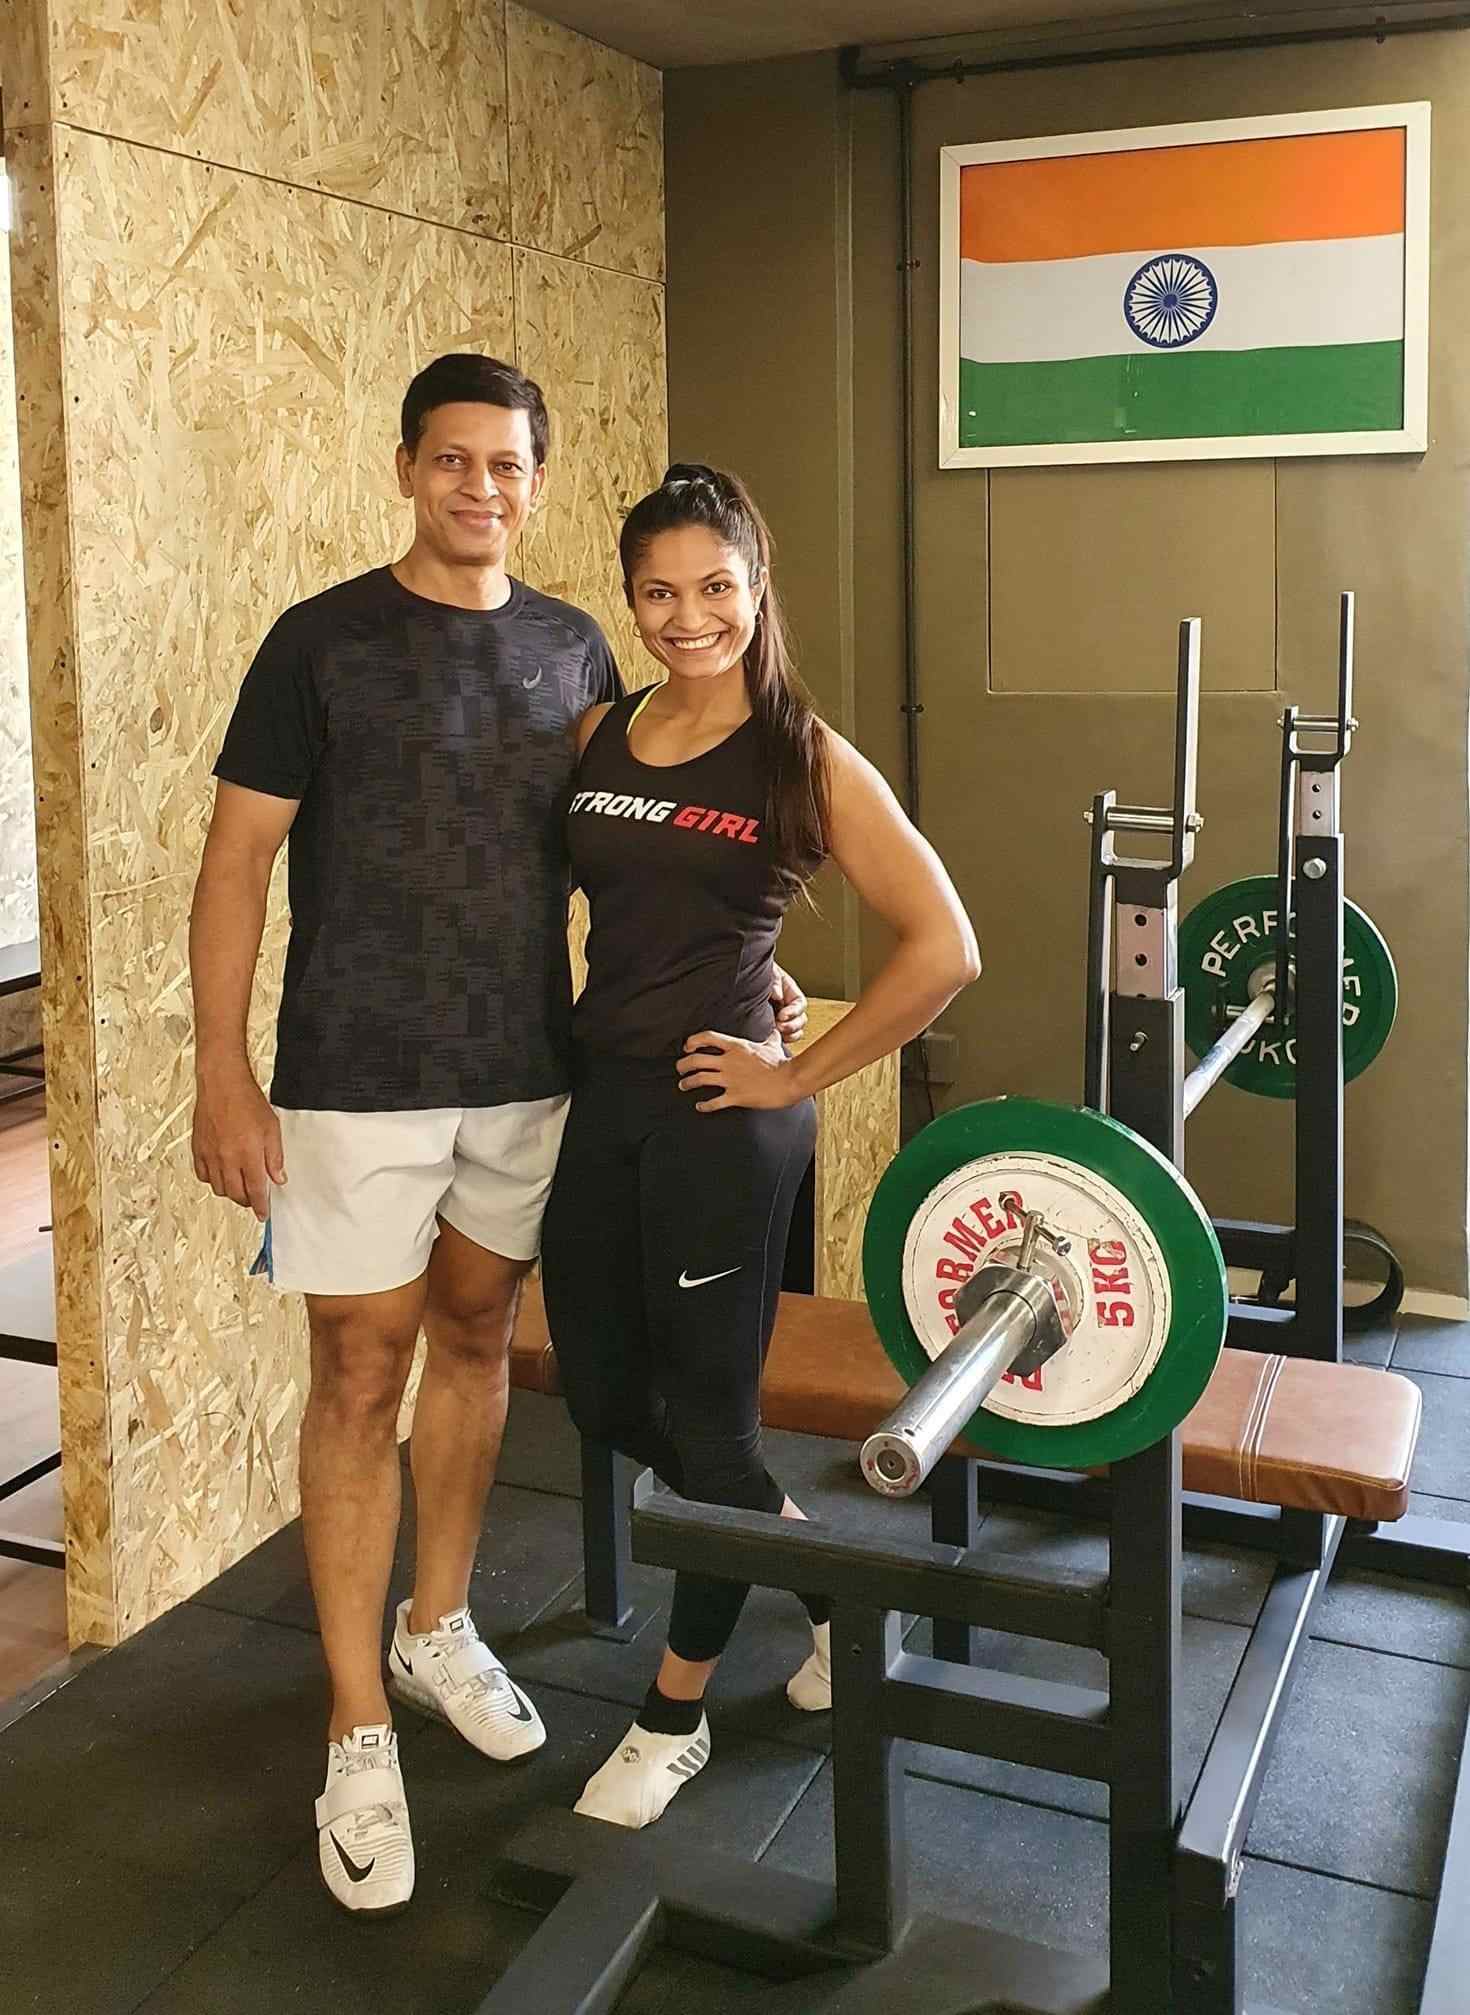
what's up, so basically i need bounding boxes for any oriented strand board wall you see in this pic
[1,0,666,1644]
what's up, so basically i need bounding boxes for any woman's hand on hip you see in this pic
[677,1030,805,1112]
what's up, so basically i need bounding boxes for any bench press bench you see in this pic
[497,1279,1423,2015]
[508,1276,1421,1530]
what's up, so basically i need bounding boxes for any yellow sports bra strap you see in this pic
[626,687,659,731]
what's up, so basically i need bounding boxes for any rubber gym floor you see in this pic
[3,1308,1466,2015]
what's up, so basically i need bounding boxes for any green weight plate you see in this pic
[862,1097,1226,1472]
[1178,874,1398,1100]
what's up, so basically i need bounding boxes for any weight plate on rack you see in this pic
[863,1097,1226,1471]
[1178,874,1397,1099]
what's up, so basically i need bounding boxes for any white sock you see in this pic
[786,1619,832,1711]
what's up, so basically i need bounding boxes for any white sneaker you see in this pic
[388,1599,546,1761]
[316,1724,414,1915]
[574,1715,711,1829]
[787,1620,832,1711]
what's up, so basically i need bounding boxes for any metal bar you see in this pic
[1084,791,1114,1110]
[861,1285,1040,1497]
[0,1449,60,1505]
[0,1333,58,1367]
[494,1811,844,1980]
[1213,1219,1295,1269]
[885,1652,1112,1779]
[1108,993,1186,1167]
[1104,806,1180,834]
[832,1603,909,1955]
[1182,991,1275,1118]
[840,3,1470,82]
[1179,1532,1341,1878]
[474,1869,663,2015]
[1420,1691,1470,2015]
[1171,619,1202,878]
[631,1482,1110,1646]
[1274,712,1297,1018]
[1175,1525,1342,2012]
[0,1530,64,1568]
[1290,833,1344,1363]
[1276,1506,1329,1570]
[1098,841,1184,2015]
[1337,1515,1470,1587]
[1336,591,1356,760]
[928,1456,980,1667]
[1226,1302,1298,1347]
[1108,1435,1182,2011]
[578,1440,642,1639]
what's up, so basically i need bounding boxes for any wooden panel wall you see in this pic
[0,0,667,1643]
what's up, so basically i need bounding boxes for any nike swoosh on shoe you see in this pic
[331,1834,376,1883]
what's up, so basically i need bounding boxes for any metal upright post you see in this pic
[928,1456,981,1667]
[579,1440,643,1638]
[1103,833,1185,2014]
[1110,1433,1183,2010]
[1288,594,1353,1365]
[1084,791,1115,1111]
[1093,622,1195,2010]
[830,1602,910,1957]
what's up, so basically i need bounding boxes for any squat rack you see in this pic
[956,596,1469,2012]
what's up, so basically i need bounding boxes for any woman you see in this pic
[541,464,979,1828]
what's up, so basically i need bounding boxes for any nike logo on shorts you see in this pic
[522,668,543,689]
[678,1267,740,1289]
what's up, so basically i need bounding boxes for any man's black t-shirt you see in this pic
[213,567,622,1111]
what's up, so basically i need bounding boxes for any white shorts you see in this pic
[255,1097,570,1296]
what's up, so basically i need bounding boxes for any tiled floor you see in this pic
[2,1311,1468,2013]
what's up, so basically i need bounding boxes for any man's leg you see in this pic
[408,1220,529,1630]
[301,1277,427,1742]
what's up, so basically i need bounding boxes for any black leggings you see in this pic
[541,1056,821,1662]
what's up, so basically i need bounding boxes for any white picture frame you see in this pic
[938,102,1430,470]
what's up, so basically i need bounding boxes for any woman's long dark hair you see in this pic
[619,464,830,895]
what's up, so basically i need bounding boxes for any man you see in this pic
[191,354,804,1916]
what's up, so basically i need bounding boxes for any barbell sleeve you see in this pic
[1182,989,1276,1119]
[860,1283,1046,1499]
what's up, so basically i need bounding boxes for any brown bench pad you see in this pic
[510,1282,1420,1523]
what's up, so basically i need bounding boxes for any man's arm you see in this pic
[190,781,299,1219]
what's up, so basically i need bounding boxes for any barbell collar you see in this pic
[860,1265,1065,1499]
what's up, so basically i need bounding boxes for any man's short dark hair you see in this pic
[400,354,550,465]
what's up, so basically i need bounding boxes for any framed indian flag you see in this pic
[938,103,1429,469]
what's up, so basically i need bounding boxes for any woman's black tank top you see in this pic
[568,690,794,1059]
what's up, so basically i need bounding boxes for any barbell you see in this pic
[860,1097,1227,1493]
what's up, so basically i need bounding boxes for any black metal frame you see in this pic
[0,939,44,1109]
[0,944,59,1564]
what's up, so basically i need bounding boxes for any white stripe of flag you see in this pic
[960,234,1404,365]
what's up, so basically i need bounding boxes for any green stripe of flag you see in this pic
[959,341,1403,449]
